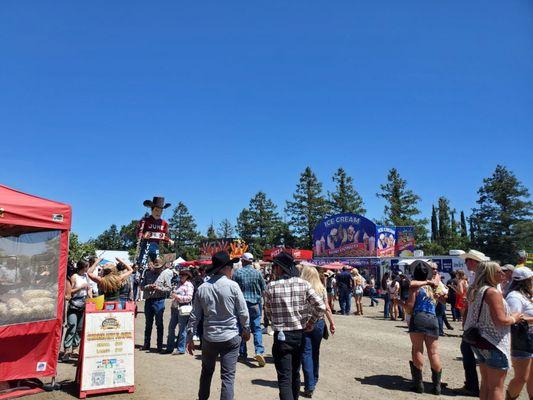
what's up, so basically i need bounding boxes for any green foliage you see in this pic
[68,232,96,261]
[217,219,234,238]
[377,168,428,247]
[93,224,123,250]
[168,202,201,260]
[286,167,329,249]
[460,211,468,239]
[328,168,365,215]
[431,205,438,242]
[206,224,217,240]
[471,165,532,263]
[236,191,283,257]
[119,219,139,250]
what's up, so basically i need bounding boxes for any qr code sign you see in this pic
[91,371,105,387]
[113,369,126,385]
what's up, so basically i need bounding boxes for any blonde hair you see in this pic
[351,268,360,277]
[467,261,500,302]
[301,266,326,296]
[99,264,123,294]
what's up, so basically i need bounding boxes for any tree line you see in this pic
[70,165,532,264]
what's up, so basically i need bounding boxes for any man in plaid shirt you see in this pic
[233,252,267,367]
[264,252,325,400]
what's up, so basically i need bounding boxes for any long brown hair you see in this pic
[98,264,123,293]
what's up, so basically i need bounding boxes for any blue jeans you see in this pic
[435,302,445,335]
[240,302,264,357]
[338,289,352,315]
[144,298,166,350]
[301,319,325,391]
[167,307,190,353]
[369,288,379,306]
[64,309,84,349]
[383,293,390,318]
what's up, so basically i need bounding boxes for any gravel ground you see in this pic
[35,299,529,400]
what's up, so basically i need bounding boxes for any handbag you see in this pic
[179,304,193,316]
[322,321,329,340]
[511,320,533,353]
[463,289,495,350]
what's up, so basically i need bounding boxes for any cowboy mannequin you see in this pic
[136,196,174,267]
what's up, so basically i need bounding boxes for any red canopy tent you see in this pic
[0,185,71,398]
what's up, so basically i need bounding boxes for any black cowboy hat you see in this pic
[411,260,432,281]
[272,252,296,275]
[143,196,171,209]
[206,251,239,275]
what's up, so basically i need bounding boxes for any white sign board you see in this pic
[79,310,135,392]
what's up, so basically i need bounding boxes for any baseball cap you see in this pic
[512,267,533,281]
[501,264,515,272]
[241,252,254,262]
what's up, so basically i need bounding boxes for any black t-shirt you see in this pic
[336,271,353,291]
[399,278,410,300]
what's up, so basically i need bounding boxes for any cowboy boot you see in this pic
[409,361,424,393]
[431,368,442,395]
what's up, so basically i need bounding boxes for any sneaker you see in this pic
[193,335,199,341]
[255,354,266,367]
[171,349,180,355]
[302,389,314,398]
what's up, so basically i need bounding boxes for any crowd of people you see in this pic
[61,248,531,400]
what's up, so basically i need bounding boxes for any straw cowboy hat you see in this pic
[459,249,489,263]
[323,270,334,277]
[143,196,171,209]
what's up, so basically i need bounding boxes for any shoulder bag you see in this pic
[463,289,496,350]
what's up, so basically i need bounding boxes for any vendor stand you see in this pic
[0,185,71,399]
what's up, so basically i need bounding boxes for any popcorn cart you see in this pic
[0,185,71,399]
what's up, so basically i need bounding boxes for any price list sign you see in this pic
[78,308,135,395]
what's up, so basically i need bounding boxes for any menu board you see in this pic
[79,309,135,392]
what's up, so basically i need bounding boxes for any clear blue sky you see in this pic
[1,1,532,241]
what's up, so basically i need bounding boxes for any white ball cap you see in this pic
[241,252,254,261]
[512,267,533,281]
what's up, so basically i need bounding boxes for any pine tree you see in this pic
[431,205,438,242]
[217,219,234,238]
[119,219,139,251]
[237,192,282,256]
[168,202,200,260]
[376,168,428,246]
[472,165,532,263]
[451,209,457,236]
[328,168,365,215]
[94,224,123,250]
[460,211,468,239]
[206,223,217,240]
[286,167,329,249]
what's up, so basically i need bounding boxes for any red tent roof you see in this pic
[0,185,72,234]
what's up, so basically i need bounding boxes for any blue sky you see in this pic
[1,1,532,241]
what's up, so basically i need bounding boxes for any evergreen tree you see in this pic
[94,224,123,250]
[472,165,532,263]
[236,209,255,244]
[437,197,451,243]
[469,215,477,245]
[286,167,329,249]
[451,209,457,236]
[328,168,365,215]
[217,218,234,238]
[168,202,200,260]
[376,168,428,246]
[237,192,282,256]
[431,205,438,242]
[460,211,468,239]
[206,223,217,240]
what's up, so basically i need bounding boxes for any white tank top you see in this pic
[72,273,89,298]
[465,286,511,362]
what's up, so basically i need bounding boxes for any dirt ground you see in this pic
[35,299,529,400]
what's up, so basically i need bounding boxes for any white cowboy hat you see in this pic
[459,249,489,263]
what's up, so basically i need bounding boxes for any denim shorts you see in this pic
[409,311,439,338]
[511,350,533,359]
[472,346,509,370]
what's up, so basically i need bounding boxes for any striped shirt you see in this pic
[264,277,326,332]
